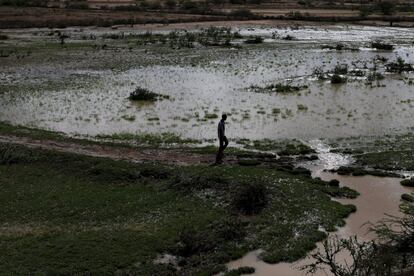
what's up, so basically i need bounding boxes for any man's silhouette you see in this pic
[215,114,228,164]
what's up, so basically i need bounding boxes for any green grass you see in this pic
[0,143,357,274]
[328,133,414,171]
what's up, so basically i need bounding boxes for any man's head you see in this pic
[221,114,227,121]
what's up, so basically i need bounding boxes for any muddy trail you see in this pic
[0,134,221,165]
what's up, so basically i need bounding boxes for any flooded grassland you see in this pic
[1,25,413,144]
[1,24,414,275]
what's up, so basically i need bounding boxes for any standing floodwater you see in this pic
[0,25,413,141]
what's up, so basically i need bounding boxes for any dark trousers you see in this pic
[216,136,228,163]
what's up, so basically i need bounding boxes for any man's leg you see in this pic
[216,138,224,164]
[223,136,229,150]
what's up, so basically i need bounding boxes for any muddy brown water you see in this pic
[227,170,414,276]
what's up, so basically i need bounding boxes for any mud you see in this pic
[0,134,215,165]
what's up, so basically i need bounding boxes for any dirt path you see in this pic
[0,134,219,165]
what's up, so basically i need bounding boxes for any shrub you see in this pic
[0,34,8,40]
[128,87,168,101]
[330,74,346,84]
[329,179,340,187]
[232,182,268,215]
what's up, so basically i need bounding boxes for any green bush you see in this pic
[401,193,414,202]
[128,87,168,101]
[331,74,346,84]
[401,178,414,187]
[232,182,268,215]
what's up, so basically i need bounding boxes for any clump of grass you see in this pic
[297,104,308,111]
[128,87,169,101]
[401,178,414,187]
[371,41,394,50]
[232,182,268,215]
[225,266,255,276]
[278,143,315,156]
[386,57,413,73]
[272,108,281,115]
[204,113,219,119]
[401,193,414,202]
[250,83,308,94]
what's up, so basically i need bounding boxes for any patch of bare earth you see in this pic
[0,134,215,165]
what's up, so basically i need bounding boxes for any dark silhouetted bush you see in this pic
[233,182,268,215]
[128,87,169,101]
[331,74,346,84]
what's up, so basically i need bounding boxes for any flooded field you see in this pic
[1,25,414,142]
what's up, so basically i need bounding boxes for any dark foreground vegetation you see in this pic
[0,141,357,274]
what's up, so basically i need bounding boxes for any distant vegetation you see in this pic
[128,87,169,101]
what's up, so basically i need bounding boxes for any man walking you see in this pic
[215,114,228,164]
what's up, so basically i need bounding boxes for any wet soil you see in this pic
[0,134,216,165]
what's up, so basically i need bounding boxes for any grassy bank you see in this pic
[0,142,356,274]
[329,133,414,171]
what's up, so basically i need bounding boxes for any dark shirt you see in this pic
[218,119,225,139]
